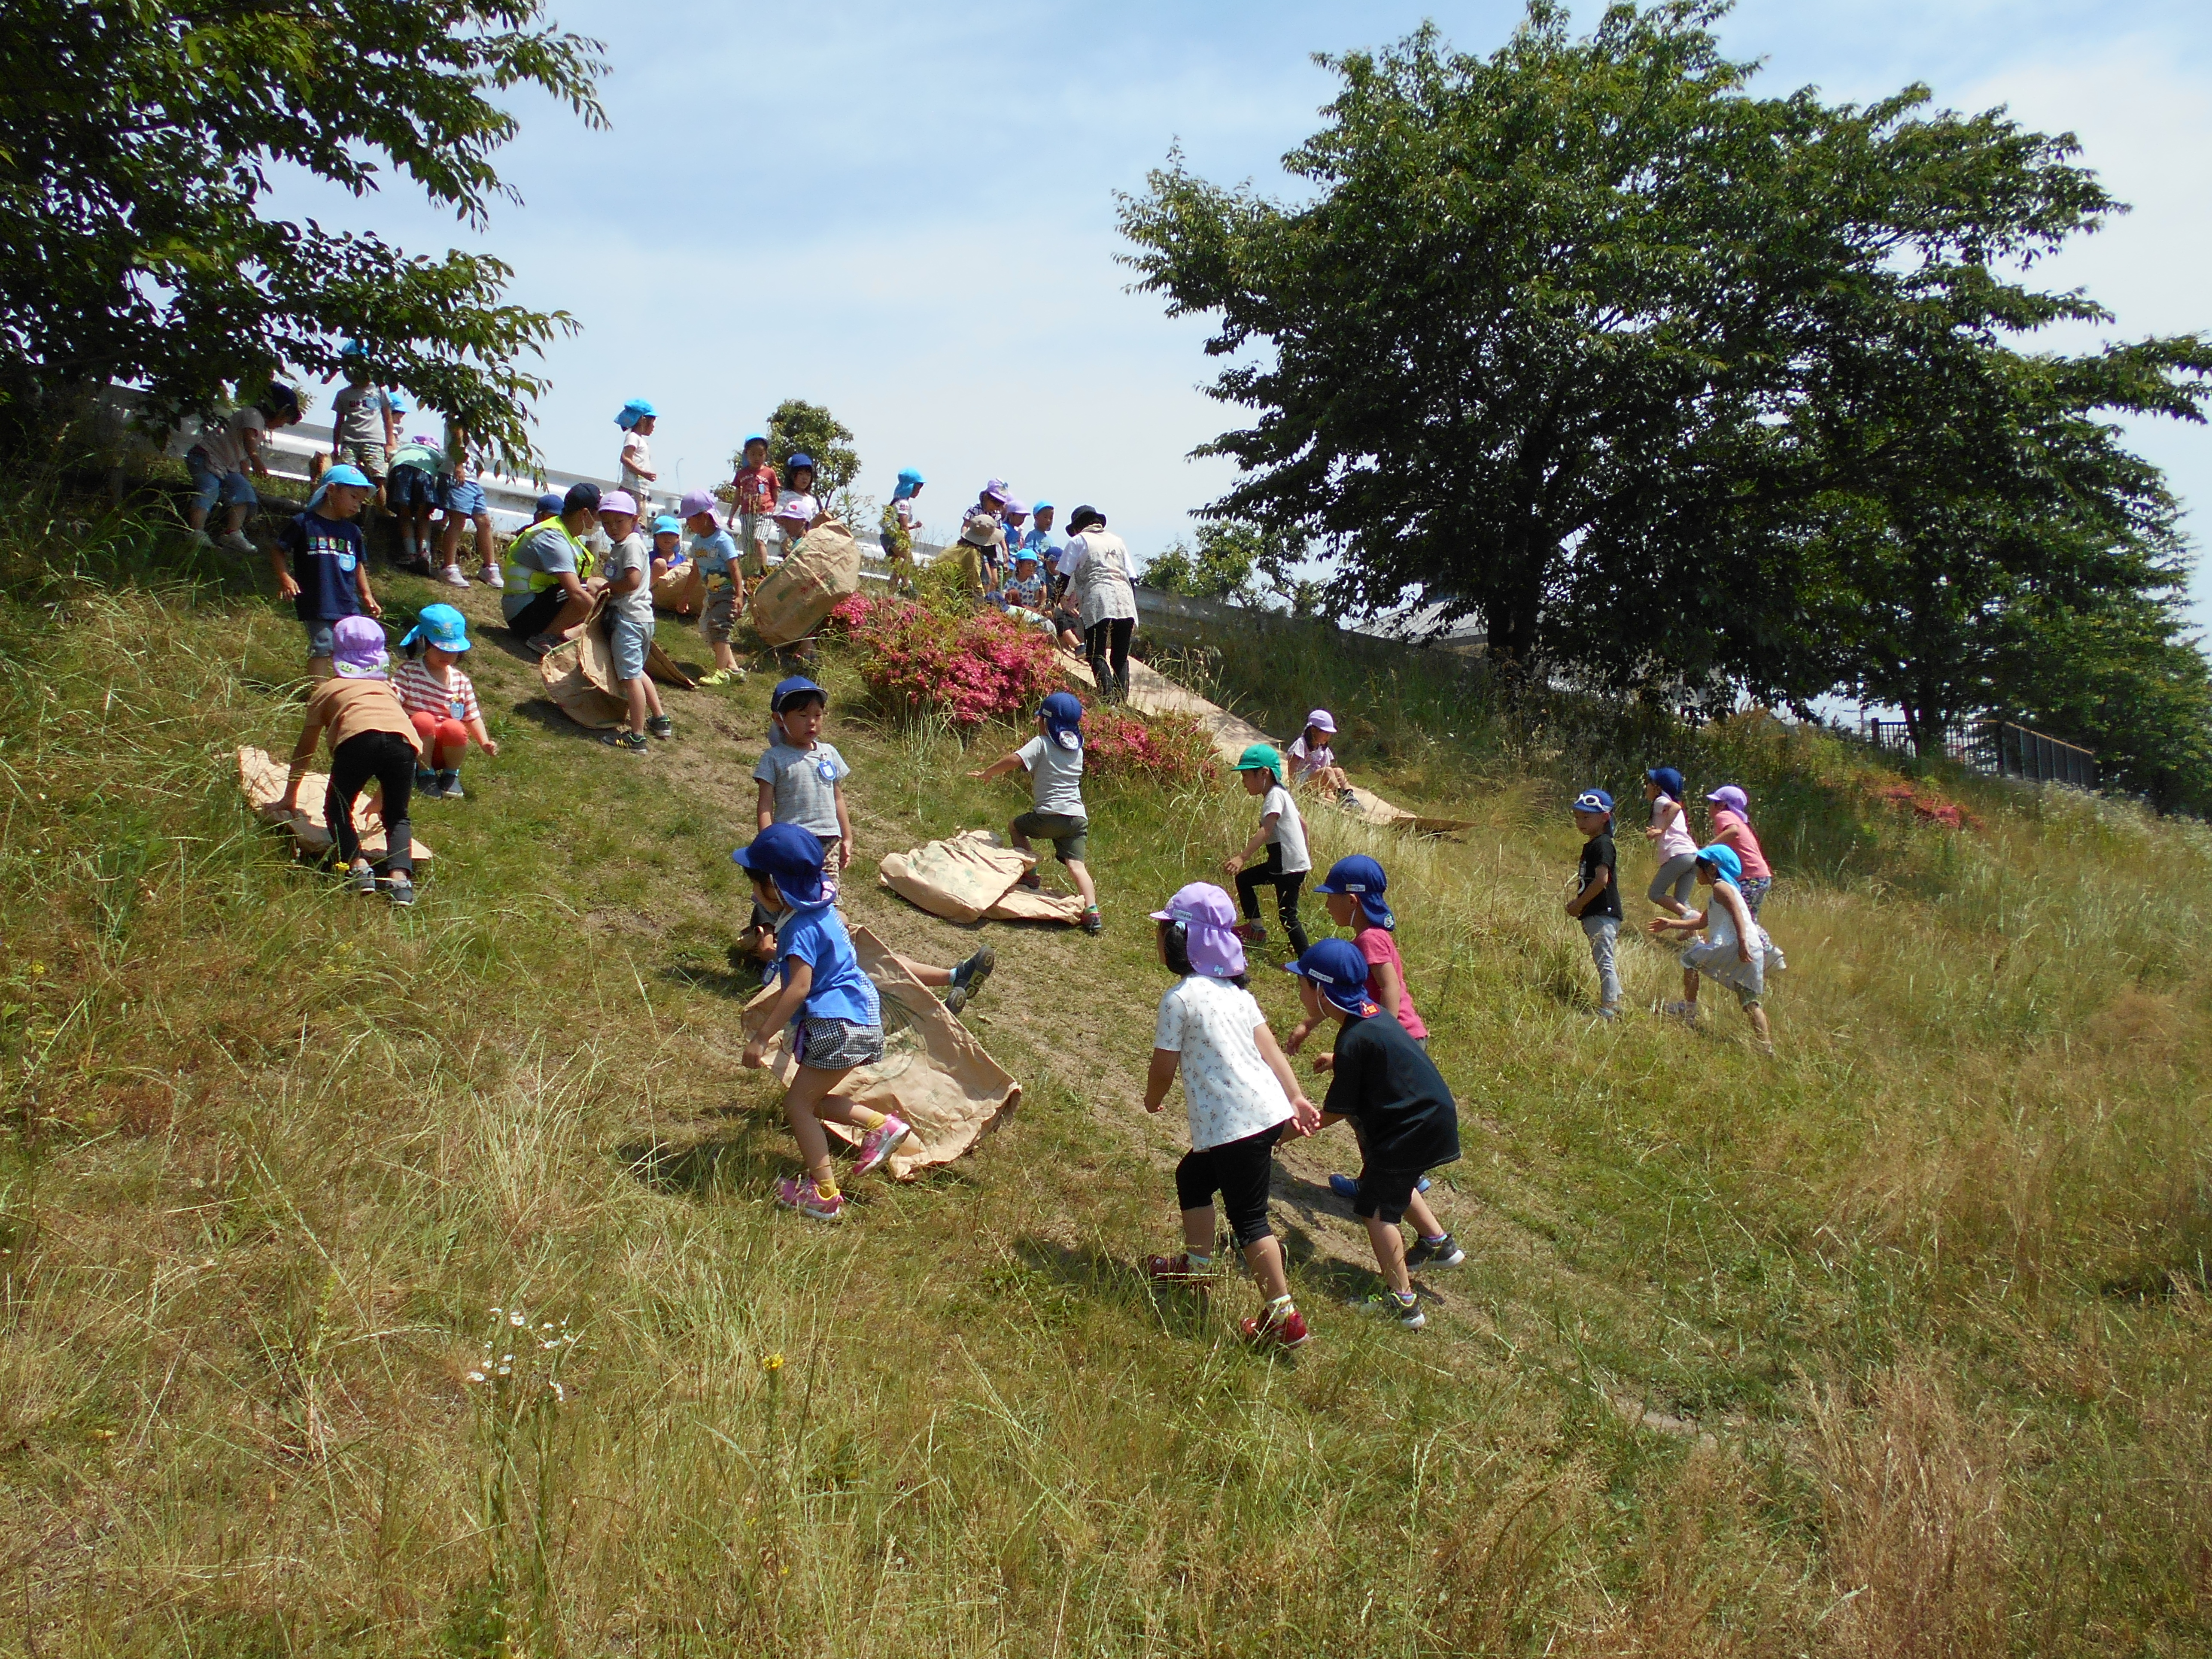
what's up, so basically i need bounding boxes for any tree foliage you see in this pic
[0,0,607,470]
[755,398,861,509]
[1118,1,2212,774]
[1146,521,1324,614]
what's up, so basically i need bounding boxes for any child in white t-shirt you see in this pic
[1141,881,1319,1351]
[1223,743,1311,954]
[616,399,657,502]
[772,454,823,560]
[1286,708,1357,807]
[968,691,1103,933]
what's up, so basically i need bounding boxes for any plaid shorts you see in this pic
[796,1017,885,1071]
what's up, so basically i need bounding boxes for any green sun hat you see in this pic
[1236,743,1284,783]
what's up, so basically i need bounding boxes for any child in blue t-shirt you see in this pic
[271,464,382,677]
[736,824,994,1219]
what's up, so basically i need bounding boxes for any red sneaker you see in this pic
[1142,1252,1215,1284]
[1241,1303,1312,1350]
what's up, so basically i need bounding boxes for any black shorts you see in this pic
[387,465,439,510]
[1351,1163,1429,1226]
[507,585,567,639]
[1174,1122,1284,1246]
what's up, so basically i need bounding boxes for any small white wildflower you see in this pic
[508,1311,526,1327]
[496,1364,511,1377]
[466,1370,486,1384]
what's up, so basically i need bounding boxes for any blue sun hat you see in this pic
[893,468,925,501]
[1647,766,1685,802]
[1572,787,1614,818]
[770,675,827,715]
[1694,843,1744,889]
[732,822,828,908]
[616,398,657,430]
[306,462,373,511]
[533,490,565,521]
[399,603,471,653]
[1039,690,1084,750]
[1283,938,1381,1018]
[652,514,682,538]
[786,452,815,474]
[1314,855,1394,930]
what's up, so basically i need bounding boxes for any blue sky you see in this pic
[273,0,2212,625]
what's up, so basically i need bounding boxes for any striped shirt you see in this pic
[390,658,481,725]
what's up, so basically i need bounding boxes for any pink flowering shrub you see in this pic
[1081,703,1219,787]
[830,593,1060,728]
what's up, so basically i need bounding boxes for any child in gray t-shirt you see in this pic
[969,691,1103,933]
[737,677,854,968]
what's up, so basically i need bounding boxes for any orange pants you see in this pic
[411,710,468,768]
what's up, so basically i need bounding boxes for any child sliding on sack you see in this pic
[968,690,1103,934]
[1141,883,1320,1351]
[1224,744,1310,955]
[737,825,997,1219]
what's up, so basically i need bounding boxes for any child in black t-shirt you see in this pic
[1565,788,1623,1019]
[1286,939,1463,1329]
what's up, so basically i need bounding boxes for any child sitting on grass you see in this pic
[1286,856,1465,1269]
[392,604,497,799]
[735,678,853,968]
[681,488,747,686]
[1286,939,1465,1328]
[1286,709,1358,807]
[1704,785,1773,915]
[594,491,674,754]
[1224,744,1311,955]
[1141,883,1320,1351]
[1643,765,1699,918]
[1565,788,1624,1018]
[737,824,998,1219]
[271,463,381,678]
[1645,844,1784,1053]
[968,690,1104,934]
[277,615,422,908]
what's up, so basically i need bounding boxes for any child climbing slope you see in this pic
[968,690,1104,935]
[1286,939,1465,1328]
[1141,883,1321,1351]
[1643,765,1699,918]
[1224,744,1310,955]
[276,615,422,908]
[1645,844,1785,1052]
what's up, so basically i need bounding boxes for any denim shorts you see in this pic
[187,450,256,513]
[441,478,487,518]
[387,465,439,510]
[304,619,336,660]
[608,613,651,681]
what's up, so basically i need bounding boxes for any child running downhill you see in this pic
[737,824,998,1220]
[391,604,497,800]
[1646,843,1786,1053]
[968,690,1104,935]
[1286,939,1465,1328]
[1141,883,1321,1351]
[1703,785,1773,915]
[1224,744,1311,955]
[1286,856,1466,1269]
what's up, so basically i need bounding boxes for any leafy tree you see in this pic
[1115,1,2206,715]
[0,0,607,471]
[1146,520,1324,614]
[755,399,860,502]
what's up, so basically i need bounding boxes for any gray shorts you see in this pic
[699,582,740,644]
[1012,810,1088,863]
[304,619,336,660]
[1681,939,1765,1007]
[1649,853,1698,907]
[608,613,652,680]
[796,1017,885,1071]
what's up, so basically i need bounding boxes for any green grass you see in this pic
[2,502,2210,1656]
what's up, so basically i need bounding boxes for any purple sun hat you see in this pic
[1149,882,1247,979]
[330,615,389,678]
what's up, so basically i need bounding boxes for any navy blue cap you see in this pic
[1282,938,1381,1017]
[732,823,826,906]
[1572,788,1613,815]
[1313,855,1393,930]
[770,675,826,714]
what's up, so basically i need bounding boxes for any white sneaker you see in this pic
[217,530,255,556]
[441,565,468,588]
[1663,999,1699,1022]
[477,566,503,589]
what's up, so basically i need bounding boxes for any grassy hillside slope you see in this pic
[3,519,2209,1657]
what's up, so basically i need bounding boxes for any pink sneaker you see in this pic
[773,1176,845,1221]
[1241,1303,1313,1350]
[851,1115,911,1177]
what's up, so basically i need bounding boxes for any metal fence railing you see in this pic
[1858,717,2099,790]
